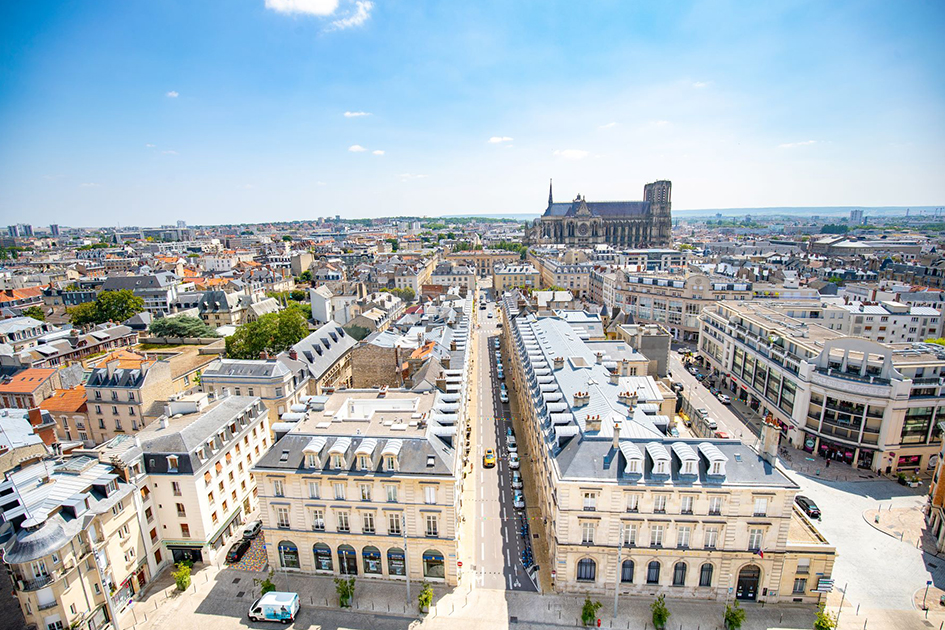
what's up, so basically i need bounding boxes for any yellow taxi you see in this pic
[483,448,496,468]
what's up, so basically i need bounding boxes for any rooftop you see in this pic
[290,390,438,439]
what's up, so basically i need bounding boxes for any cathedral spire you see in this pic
[548,179,554,207]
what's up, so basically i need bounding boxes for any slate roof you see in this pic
[543,200,651,218]
[288,322,356,381]
[138,395,260,456]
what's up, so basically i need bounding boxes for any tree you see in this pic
[68,290,144,326]
[385,238,400,252]
[381,287,415,302]
[149,315,218,338]
[343,324,371,341]
[417,581,433,613]
[724,601,746,630]
[297,270,312,283]
[813,604,838,630]
[334,576,355,608]
[651,594,670,629]
[580,597,602,626]
[225,309,309,359]
[286,301,312,321]
[254,569,275,595]
[290,289,307,302]
[20,306,45,321]
[172,563,192,591]
[282,235,293,241]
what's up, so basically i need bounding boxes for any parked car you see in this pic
[500,390,509,403]
[513,492,525,509]
[497,369,504,380]
[506,426,514,438]
[671,382,684,393]
[795,495,821,518]
[509,452,520,469]
[242,520,263,539]
[483,448,496,468]
[704,417,718,431]
[714,430,732,439]
[488,312,494,318]
[717,393,731,404]
[511,471,523,489]
[248,592,300,623]
[507,435,518,452]
[226,538,251,564]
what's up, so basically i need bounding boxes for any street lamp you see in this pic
[613,527,624,619]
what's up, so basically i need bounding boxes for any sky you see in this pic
[1,0,944,226]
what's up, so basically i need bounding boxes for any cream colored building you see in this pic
[445,249,520,277]
[85,355,175,443]
[493,264,540,293]
[501,305,835,603]
[253,388,464,587]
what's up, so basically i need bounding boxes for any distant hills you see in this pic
[444,206,944,222]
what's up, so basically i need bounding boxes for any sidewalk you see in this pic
[863,503,943,557]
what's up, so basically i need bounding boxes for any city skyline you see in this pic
[1,0,944,225]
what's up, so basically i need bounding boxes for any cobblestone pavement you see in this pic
[863,504,943,557]
[225,531,269,571]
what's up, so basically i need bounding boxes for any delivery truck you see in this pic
[247,591,300,624]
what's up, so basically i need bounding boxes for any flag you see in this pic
[755,548,764,559]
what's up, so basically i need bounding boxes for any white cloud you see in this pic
[372,150,385,156]
[327,1,373,31]
[348,145,367,152]
[692,81,709,88]
[344,111,371,118]
[488,136,513,144]
[79,182,101,188]
[166,91,179,98]
[265,0,339,16]
[598,122,618,130]
[162,150,179,155]
[552,149,589,160]
[778,140,817,149]
[145,143,156,148]
[398,173,428,181]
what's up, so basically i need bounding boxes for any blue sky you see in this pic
[1,0,943,226]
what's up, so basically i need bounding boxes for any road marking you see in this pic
[506,548,510,564]
[481,542,484,558]
[481,520,484,537]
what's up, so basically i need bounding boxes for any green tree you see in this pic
[381,287,415,302]
[290,289,307,301]
[20,306,45,321]
[282,235,293,241]
[149,315,218,338]
[297,270,312,283]
[813,604,837,630]
[225,309,309,359]
[254,569,275,595]
[286,301,312,321]
[334,576,356,608]
[417,581,433,613]
[651,594,670,629]
[581,597,602,626]
[172,563,192,591]
[724,601,746,630]
[385,238,400,252]
[68,290,144,326]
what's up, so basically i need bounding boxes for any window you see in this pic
[621,522,637,546]
[708,496,722,515]
[672,562,687,586]
[654,495,667,513]
[176,503,186,517]
[581,521,595,544]
[796,558,810,574]
[626,494,639,512]
[621,559,634,583]
[425,514,439,537]
[311,509,325,531]
[357,455,370,470]
[704,527,719,550]
[646,561,660,584]
[167,456,178,472]
[305,454,317,468]
[424,486,437,505]
[362,512,375,534]
[793,577,807,594]
[699,563,714,587]
[337,511,350,532]
[384,455,396,471]
[360,484,372,502]
[333,482,346,500]
[112,501,123,516]
[181,524,190,538]
[208,491,215,504]
[388,513,402,535]
[650,525,664,547]
[748,528,763,551]
[577,558,596,582]
[583,491,597,511]
[277,507,290,528]
[680,495,693,514]
[386,485,398,503]
[308,481,319,499]
[753,497,768,517]
[677,525,691,548]
[331,454,343,469]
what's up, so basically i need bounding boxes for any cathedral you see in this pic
[525,180,673,248]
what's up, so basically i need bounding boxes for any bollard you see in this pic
[857,603,860,615]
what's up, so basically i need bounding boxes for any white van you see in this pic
[248,591,300,624]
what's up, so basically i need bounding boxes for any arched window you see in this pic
[699,563,714,587]
[387,547,406,577]
[338,544,357,575]
[673,562,687,586]
[621,559,634,583]
[422,549,445,579]
[646,560,660,585]
[312,543,332,572]
[278,541,299,569]
[577,558,596,582]
[362,546,382,574]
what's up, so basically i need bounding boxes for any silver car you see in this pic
[509,453,520,469]
[513,492,525,509]
[511,472,523,489]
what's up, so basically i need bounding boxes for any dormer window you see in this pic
[167,456,178,472]
[357,455,370,471]
[683,461,695,475]
[711,462,721,475]
[107,480,118,494]
[331,454,343,469]
[628,459,639,473]
[305,454,318,468]
[655,461,667,475]
[384,455,396,472]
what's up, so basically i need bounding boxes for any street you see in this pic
[470,297,537,591]
[668,352,758,440]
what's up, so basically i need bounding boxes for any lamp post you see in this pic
[613,527,624,620]
[924,579,933,610]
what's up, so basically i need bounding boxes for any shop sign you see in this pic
[804,438,815,449]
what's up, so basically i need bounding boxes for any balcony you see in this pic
[14,574,54,591]
[38,600,58,611]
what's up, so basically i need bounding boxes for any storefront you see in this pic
[113,576,135,611]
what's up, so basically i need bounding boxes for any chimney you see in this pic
[595,352,603,364]
[259,351,268,360]
[289,349,298,360]
[585,414,601,432]
[620,358,629,376]
[612,420,621,450]
[106,359,119,378]
[760,414,780,465]
[553,356,565,370]
[435,375,447,392]
[573,391,590,407]
[608,369,620,385]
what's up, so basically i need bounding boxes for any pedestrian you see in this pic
[825,458,830,468]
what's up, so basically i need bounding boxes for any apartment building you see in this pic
[253,390,461,585]
[699,301,945,472]
[201,358,309,426]
[766,299,941,344]
[39,386,90,445]
[137,393,270,564]
[0,316,58,352]
[589,272,752,342]
[101,272,184,316]
[493,264,540,293]
[445,249,520,277]
[429,262,477,293]
[501,306,835,602]
[288,323,357,394]
[85,354,175,443]
[1,455,147,630]
[530,256,593,298]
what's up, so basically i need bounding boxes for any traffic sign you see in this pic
[457,561,463,567]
